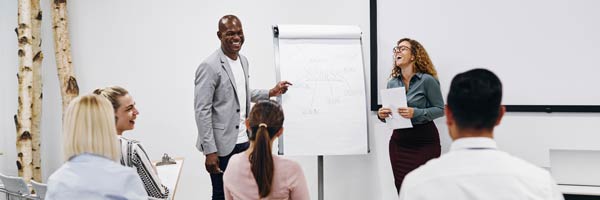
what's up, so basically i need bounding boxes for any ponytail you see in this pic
[250,123,274,198]
[247,100,284,198]
[92,86,129,111]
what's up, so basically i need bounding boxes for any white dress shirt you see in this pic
[399,137,564,200]
[46,153,148,200]
[227,56,249,144]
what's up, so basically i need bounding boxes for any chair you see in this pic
[0,173,31,200]
[29,180,46,200]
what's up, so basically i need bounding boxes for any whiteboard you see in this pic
[274,25,369,156]
[376,0,600,106]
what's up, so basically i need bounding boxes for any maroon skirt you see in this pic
[389,121,441,193]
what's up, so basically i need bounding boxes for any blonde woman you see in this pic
[46,94,147,199]
[94,86,169,199]
[377,38,444,193]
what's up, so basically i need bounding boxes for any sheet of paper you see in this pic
[380,87,413,129]
[154,158,184,199]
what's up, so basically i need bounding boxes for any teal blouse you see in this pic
[386,73,444,124]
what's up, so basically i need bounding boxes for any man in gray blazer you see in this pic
[194,15,291,200]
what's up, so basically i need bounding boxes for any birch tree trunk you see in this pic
[51,0,79,112]
[15,0,35,182]
[30,0,43,182]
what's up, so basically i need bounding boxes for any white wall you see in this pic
[2,1,599,200]
[376,0,600,106]
[495,113,600,167]
[0,0,18,174]
[2,0,394,199]
[375,0,600,169]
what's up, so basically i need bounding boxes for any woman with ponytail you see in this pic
[94,86,169,199]
[223,100,309,200]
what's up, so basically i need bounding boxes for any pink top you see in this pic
[223,152,310,200]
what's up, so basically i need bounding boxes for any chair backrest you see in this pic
[30,180,46,200]
[0,173,31,199]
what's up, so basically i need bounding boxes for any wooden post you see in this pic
[16,0,35,182]
[51,0,79,112]
[30,0,43,182]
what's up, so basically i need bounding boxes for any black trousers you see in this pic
[209,142,250,200]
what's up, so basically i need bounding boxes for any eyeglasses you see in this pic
[393,46,411,53]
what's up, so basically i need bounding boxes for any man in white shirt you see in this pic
[399,68,564,200]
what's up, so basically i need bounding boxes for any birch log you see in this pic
[51,0,79,112]
[16,0,35,182]
[30,0,43,182]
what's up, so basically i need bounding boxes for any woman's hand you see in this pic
[378,107,392,119]
[398,107,414,119]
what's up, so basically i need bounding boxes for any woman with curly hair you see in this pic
[377,38,444,193]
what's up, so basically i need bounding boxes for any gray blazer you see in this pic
[194,49,269,156]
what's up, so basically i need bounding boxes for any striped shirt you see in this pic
[119,136,170,199]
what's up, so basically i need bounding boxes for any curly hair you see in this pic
[391,38,438,79]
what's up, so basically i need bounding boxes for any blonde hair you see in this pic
[391,38,438,79]
[92,86,129,111]
[63,94,120,162]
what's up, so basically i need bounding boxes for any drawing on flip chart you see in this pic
[279,39,364,117]
[273,25,368,156]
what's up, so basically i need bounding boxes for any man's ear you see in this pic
[217,31,222,39]
[495,106,506,126]
[445,105,460,140]
[445,105,453,127]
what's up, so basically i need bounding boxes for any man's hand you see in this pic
[205,153,222,174]
[269,81,293,97]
